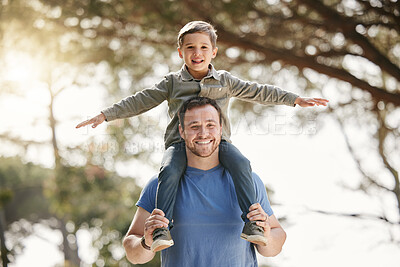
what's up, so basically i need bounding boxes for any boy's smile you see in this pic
[178,32,218,80]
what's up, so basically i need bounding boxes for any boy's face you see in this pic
[178,32,218,80]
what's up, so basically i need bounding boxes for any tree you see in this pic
[0,1,163,265]
[0,157,53,266]
[42,0,400,231]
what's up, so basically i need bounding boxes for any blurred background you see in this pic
[0,0,399,266]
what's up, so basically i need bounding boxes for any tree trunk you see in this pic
[0,210,9,267]
[58,219,80,267]
[46,75,80,265]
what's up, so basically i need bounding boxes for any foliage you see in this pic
[46,163,143,266]
[0,157,52,265]
[0,156,161,266]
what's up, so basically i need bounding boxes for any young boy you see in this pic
[76,21,328,252]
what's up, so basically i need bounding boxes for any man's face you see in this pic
[179,104,222,158]
[177,32,218,80]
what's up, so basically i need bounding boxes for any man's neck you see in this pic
[186,148,220,171]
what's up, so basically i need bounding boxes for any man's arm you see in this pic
[123,208,169,264]
[255,214,286,257]
[247,203,286,257]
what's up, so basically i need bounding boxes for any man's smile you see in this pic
[195,140,212,145]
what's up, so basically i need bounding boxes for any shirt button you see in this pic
[219,88,222,91]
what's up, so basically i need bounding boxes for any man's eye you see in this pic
[191,126,199,129]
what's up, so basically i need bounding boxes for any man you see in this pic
[123,97,286,266]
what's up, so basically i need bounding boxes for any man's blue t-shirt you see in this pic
[137,164,273,267]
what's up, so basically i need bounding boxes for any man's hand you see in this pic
[247,203,271,238]
[143,209,170,246]
[248,203,286,256]
[76,113,106,129]
[294,97,329,107]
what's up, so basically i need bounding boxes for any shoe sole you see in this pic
[151,239,174,252]
[240,233,268,246]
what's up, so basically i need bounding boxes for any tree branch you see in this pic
[356,0,400,31]
[309,209,400,225]
[375,107,400,214]
[215,25,400,106]
[298,0,400,81]
[333,112,393,193]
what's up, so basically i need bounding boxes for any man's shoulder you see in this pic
[146,175,158,189]
[136,175,158,212]
[251,172,265,190]
[224,169,264,188]
[251,172,263,183]
[140,175,158,196]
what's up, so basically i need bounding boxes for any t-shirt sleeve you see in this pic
[136,175,158,213]
[253,172,274,216]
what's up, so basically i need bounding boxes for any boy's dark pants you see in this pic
[156,140,256,228]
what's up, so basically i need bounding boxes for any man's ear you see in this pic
[179,124,184,138]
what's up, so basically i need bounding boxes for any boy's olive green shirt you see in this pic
[102,64,299,148]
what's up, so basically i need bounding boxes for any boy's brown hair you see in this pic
[177,21,218,48]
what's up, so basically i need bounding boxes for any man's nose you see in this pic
[198,125,208,136]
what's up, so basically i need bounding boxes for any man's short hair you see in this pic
[177,21,217,48]
[178,97,222,130]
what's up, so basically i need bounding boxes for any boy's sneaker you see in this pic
[151,227,174,252]
[240,221,268,246]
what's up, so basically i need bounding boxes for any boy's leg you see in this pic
[152,141,186,252]
[156,141,187,224]
[219,140,255,221]
[219,141,268,246]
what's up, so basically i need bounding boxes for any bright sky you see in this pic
[2,50,400,267]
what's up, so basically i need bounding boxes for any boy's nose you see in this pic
[194,48,201,55]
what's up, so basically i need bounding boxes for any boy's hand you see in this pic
[76,113,106,129]
[294,97,329,107]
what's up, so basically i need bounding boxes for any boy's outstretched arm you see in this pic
[76,113,106,129]
[294,97,329,107]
